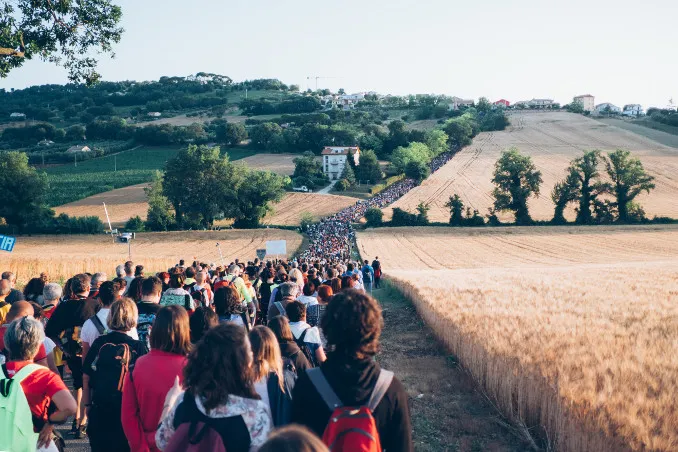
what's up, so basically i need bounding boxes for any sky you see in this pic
[2,0,677,108]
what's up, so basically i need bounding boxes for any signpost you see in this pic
[256,249,267,260]
[0,235,16,252]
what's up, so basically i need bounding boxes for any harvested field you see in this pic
[7,229,302,285]
[237,153,296,175]
[263,192,356,226]
[387,112,678,222]
[55,187,353,228]
[357,225,678,451]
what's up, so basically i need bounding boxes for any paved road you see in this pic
[316,180,337,194]
[60,374,91,452]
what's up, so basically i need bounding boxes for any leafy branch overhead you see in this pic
[0,0,124,85]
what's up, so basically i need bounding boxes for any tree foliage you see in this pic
[391,142,431,174]
[1,0,124,85]
[144,172,175,231]
[0,151,50,229]
[405,160,429,183]
[365,207,383,226]
[491,148,543,225]
[604,150,655,222]
[355,149,382,184]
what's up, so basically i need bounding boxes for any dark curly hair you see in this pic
[321,289,382,360]
[183,323,259,411]
[213,286,243,317]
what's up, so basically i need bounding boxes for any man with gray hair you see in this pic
[115,264,125,278]
[42,283,62,323]
[89,272,107,298]
[267,282,299,320]
[1,271,25,304]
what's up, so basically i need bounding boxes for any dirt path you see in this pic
[374,283,532,451]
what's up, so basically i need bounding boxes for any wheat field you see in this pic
[6,229,302,285]
[386,111,678,222]
[357,225,678,451]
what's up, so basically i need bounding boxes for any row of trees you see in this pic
[143,145,288,230]
[446,148,656,226]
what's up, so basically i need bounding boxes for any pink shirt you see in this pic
[121,350,187,452]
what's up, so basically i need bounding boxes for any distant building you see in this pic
[147,112,162,117]
[594,103,622,115]
[573,94,595,112]
[622,104,643,117]
[449,96,474,110]
[528,99,554,109]
[38,139,55,146]
[10,112,26,119]
[321,146,360,181]
[66,145,91,153]
[494,99,510,107]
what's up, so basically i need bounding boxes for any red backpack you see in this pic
[306,368,394,452]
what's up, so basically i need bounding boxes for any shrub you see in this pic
[300,212,314,231]
[365,207,383,226]
[405,160,430,183]
[335,179,350,192]
[125,215,145,232]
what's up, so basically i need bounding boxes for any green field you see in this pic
[43,145,256,207]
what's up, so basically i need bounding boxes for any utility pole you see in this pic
[245,88,248,99]
[74,153,77,167]
[114,155,117,172]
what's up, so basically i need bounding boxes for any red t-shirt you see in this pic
[0,325,47,361]
[3,360,68,430]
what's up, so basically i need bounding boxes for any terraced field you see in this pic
[357,224,678,451]
[386,112,678,222]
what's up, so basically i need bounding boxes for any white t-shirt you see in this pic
[80,308,139,346]
[296,295,318,306]
[289,321,322,345]
[44,337,57,355]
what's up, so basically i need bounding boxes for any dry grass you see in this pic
[357,225,678,451]
[263,192,356,226]
[237,153,297,176]
[7,229,302,285]
[386,111,678,222]
[55,186,353,228]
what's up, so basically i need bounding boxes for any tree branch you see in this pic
[0,48,25,57]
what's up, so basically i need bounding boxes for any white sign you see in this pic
[266,240,287,256]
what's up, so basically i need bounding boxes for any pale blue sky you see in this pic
[3,0,676,108]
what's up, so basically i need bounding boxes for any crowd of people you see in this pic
[0,150,455,452]
[0,253,397,452]
[301,150,455,262]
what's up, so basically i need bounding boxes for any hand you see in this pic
[37,422,54,449]
[160,376,182,420]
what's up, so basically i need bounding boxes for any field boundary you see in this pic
[387,275,634,452]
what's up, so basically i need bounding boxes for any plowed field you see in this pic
[357,225,678,451]
[387,112,678,222]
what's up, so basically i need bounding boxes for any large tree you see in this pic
[491,148,543,225]
[233,168,287,228]
[144,172,175,231]
[0,151,50,229]
[390,142,431,174]
[605,150,655,222]
[354,149,382,184]
[1,0,124,85]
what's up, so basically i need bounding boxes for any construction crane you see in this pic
[306,76,339,91]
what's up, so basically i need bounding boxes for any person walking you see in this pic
[361,260,375,294]
[82,298,147,452]
[122,305,191,452]
[155,323,272,451]
[372,257,382,289]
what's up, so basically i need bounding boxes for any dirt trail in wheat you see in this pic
[387,112,678,222]
[357,225,678,451]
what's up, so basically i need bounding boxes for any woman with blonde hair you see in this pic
[249,326,295,426]
[82,298,148,452]
[289,268,305,293]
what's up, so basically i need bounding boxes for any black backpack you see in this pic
[294,329,318,368]
[190,287,209,308]
[90,341,131,405]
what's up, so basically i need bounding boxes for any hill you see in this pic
[385,111,678,222]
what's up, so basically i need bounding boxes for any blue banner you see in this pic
[0,235,16,252]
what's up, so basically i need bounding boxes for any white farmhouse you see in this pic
[528,98,554,109]
[573,94,595,112]
[322,146,360,181]
[147,112,162,117]
[10,112,26,119]
[449,96,474,110]
[594,103,622,115]
[623,104,643,117]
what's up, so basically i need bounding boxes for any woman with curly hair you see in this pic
[155,323,272,451]
[291,289,413,452]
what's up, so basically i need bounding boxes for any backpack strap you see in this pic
[298,328,309,343]
[366,369,394,412]
[240,312,251,333]
[0,363,42,397]
[306,368,343,410]
[275,302,286,316]
[90,314,106,335]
